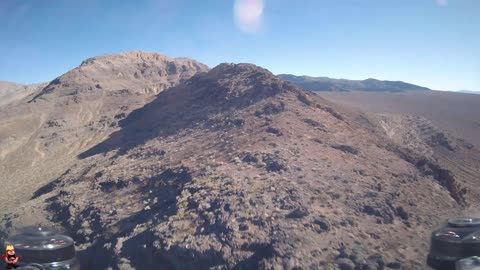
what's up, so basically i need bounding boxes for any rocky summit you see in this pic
[1,53,480,270]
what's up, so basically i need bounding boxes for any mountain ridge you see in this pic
[278,74,430,92]
[30,51,208,102]
[1,51,479,270]
[2,54,480,270]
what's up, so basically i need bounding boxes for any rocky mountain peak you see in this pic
[180,63,305,107]
[79,51,171,67]
[206,63,273,77]
[31,51,209,102]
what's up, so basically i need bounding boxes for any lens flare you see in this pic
[436,0,448,6]
[234,0,264,33]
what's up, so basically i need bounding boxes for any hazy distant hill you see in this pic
[0,81,47,107]
[278,74,430,92]
[458,90,480,95]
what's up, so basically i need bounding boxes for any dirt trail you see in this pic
[33,140,45,159]
[31,113,48,165]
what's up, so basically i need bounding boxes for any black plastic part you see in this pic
[427,218,480,270]
[17,245,76,264]
[427,253,457,270]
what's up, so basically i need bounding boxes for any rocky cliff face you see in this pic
[2,60,480,270]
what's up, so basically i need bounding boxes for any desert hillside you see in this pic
[2,56,480,270]
[0,51,208,213]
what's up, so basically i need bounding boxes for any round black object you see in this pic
[427,217,480,270]
[4,226,80,270]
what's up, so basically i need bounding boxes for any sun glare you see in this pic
[234,0,264,33]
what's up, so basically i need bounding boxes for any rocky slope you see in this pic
[278,74,430,92]
[2,62,480,270]
[0,51,208,213]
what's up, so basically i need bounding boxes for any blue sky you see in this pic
[0,0,479,91]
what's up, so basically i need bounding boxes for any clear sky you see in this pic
[1,0,479,91]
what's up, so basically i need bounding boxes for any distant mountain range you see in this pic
[458,90,480,95]
[278,74,430,92]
